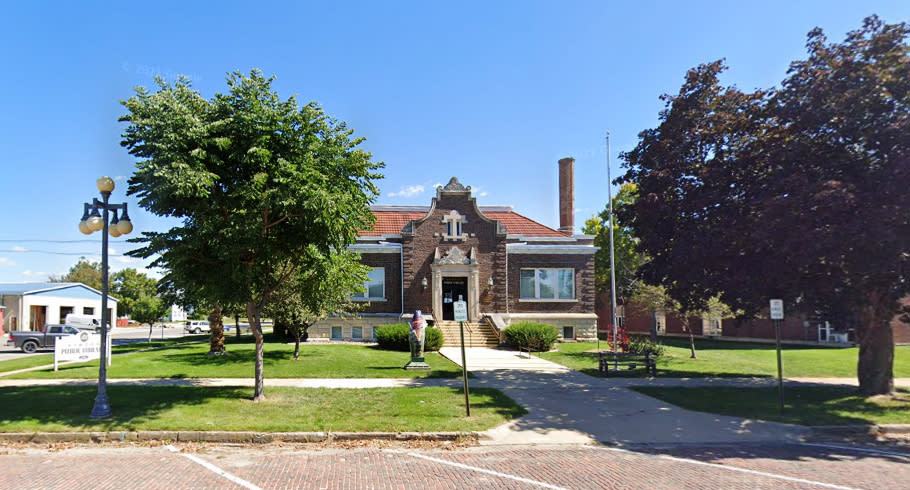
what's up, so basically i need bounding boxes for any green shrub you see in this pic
[374,323,443,352]
[503,322,559,352]
[627,335,665,357]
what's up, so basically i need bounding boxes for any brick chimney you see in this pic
[558,157,574,235]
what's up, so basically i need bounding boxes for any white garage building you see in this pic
[0,283,118,332]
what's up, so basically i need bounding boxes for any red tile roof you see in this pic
[483,211,566,237]
[360,209,566,237]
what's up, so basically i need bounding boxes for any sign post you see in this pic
[770,299,785,413]
[453,299,470,416]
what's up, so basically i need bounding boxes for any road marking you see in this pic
[586,446,862,490]
[165,445,262,490]
[404,452,569,490]
[800,442,910,459]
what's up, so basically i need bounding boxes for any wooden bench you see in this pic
[598,351,657,376]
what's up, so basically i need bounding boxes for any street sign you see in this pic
[55,332,110,371]
[453,300,468,322]
[770,299,784,320]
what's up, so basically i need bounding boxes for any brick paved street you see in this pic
[1,442,907,489]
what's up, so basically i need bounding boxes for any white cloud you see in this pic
[433,182,443,189]
[21,270,47,277]
[478,191,488,197]
[114,256,138,265]
[0,257,16,267]
[114,175,126,181]
[387,185,425,198]
[11,246,27,252]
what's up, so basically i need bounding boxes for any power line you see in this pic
[0,249,137,256]
[0,239,134,244]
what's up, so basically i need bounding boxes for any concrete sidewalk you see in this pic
[439,346,811,445]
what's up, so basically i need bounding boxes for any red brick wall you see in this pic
[507,252,595,314]
[357,253,402,315]
[401,193,503,314]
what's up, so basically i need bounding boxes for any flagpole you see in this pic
[606,132,619,365]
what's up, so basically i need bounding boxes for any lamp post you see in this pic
[79,176,133,418]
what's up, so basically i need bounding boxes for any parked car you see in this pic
[8,324,81,353]
[185,321,211,334]
[64,313,113,333]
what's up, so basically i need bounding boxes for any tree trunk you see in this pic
[683,318,697,359]
[208,307,225,355]
[148,323,153,343]
[235,313,241,338]
[856,290,895,396]
[293,328,301,361]
[247,302,266,401]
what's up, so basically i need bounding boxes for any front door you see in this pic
[441,277,468,321]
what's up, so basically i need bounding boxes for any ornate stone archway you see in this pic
[430,246,480,322]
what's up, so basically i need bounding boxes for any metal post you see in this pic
[459,320,470,416]
[90,192,112,419]
[607,131,619,370]
[775,319,784,413]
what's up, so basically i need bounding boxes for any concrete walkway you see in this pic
[437,347,813,445]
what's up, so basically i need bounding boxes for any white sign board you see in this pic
[54,332,110,371]
[769,299,784,320]
[453,300,468,322]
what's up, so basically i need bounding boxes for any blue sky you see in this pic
[1,1,907,283]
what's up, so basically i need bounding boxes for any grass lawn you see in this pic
[631,386,910,426]
[542,338,910,378]
[0,336,209,375]
[0,385,522,432]
[5,338,462,379]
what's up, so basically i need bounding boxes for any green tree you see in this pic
[582,182,643,299]
[618,17,910,395]
[50,258,103,291]
[129,293,169,342]
[110,268,158,317]
[122,70,383,400]
[265,247,368,360]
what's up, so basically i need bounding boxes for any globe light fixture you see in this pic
[78,176,133,419]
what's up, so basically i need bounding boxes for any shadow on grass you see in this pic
[0,385,252,431]
[631,386,910,426]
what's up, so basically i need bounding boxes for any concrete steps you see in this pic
[435,321,500,348]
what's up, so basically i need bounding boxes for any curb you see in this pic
[0,431,476,444]
[809,424,910,439]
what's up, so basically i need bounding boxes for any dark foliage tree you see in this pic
[122,70,383,400]
[618,17,910,395]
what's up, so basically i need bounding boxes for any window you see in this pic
[352,267,385,300]
[330,326,343,340]
[83,307,95,315]
[442,210,465,240]
[562,326,575,340]
[351,326,363,340]
[519,268,575,300]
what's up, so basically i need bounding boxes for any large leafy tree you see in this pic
[50,258,103,291]
[110,268,158,317]
[618,17,910,395]
[265,247,368,360]
[122,70,383,400]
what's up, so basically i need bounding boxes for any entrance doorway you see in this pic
[441,277,468,321]
[29,305,47,332]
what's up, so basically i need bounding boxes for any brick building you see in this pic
[310,158,598,344]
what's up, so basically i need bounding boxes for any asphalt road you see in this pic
[1,441,908,489]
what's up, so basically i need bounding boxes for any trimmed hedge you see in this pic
[503,322,559,352]
[374,323,443,352]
